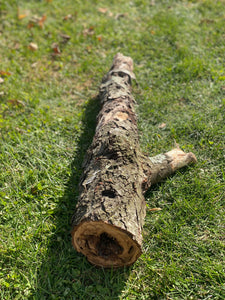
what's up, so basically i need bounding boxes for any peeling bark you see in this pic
[71,53,197,268]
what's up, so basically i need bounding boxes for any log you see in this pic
[71,53,197,268]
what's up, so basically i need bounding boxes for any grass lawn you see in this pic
[0,0,224,299]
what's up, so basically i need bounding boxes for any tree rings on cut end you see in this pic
[72,221,142,268]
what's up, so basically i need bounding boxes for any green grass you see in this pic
[0,0,224,299]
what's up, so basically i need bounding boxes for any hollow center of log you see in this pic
[97,232,123,257]
[72,221,141,268]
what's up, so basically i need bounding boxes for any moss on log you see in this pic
[71,53,197,268]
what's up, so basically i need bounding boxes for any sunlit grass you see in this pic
[0,0,224,299]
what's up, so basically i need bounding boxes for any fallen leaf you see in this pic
[51,43,61,55]
[0,78,4,84]
[98,7,108,14]
[29,16,40,23]
[63,14,73,21]
[83,26,95,36]
[31,62,38,68]
[97,35,102,41]
[60,33,71,43]
[148,208,162,212]
[27,22,34,29]
[18,14,27,20]
[13,42,20,50]
[0,71,11,77]
[150,30,155,35]
[15,127,24,133]
[38,15,47,28]
[28,15,46,29]
[86,45,92,52]
[158,123,166,129]
[28,42,38,51]
[7,99,25,107]
[17,7,28,20]
[115,13,127,20]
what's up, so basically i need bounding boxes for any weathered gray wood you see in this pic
[71,53,197,268]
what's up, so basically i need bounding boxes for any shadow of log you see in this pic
[33,96,130,299]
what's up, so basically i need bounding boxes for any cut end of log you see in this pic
[72,221,142,268]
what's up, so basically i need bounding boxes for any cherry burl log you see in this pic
[71,53,197,268]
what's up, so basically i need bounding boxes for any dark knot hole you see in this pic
[102,189,116,198]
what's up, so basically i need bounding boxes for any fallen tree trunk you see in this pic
[71,53,197,268]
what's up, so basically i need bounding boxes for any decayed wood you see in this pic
[71,53,197,268]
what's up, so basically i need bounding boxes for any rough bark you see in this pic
[71,53,197,268]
